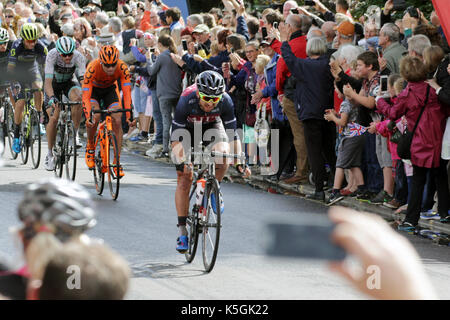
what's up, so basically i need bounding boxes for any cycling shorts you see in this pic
[90,85,120,110]
[44,81,80,109]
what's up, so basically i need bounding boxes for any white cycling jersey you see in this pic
[44,48,86,83]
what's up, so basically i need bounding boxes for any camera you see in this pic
[150,48,155,53]
[405,6,419,19]
[290,8,299,14]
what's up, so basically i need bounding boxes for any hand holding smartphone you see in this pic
[266,216,346,261]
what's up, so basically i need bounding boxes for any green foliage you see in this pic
[351,0,434,20]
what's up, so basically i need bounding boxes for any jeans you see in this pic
[361,132,383,193]
[159,97,179,152]
[151,90,163,145]
[405,159,450,225]
[303,118,336,192]
[133,86,148,114]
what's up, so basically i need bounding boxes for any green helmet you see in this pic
[20,23,38,41]
[56,36,76,55]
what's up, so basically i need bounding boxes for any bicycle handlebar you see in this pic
[92,108,133,114]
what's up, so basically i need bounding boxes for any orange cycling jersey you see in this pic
[82,59,132,121]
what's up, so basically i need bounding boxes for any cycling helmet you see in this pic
[196,70,226,96]
[56,36,76,55]
[20,23,39,41]
[17,178,97,241]
[99,45,119,65]
[0,28,9,44]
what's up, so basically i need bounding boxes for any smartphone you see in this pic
[273,22,278,29]
[304,0,315,5]
[380,75,388,94]
[182,39,188,51]
[266,220,346,261]
[261,27,268,39]
[230,47,234,53]
[290,8,299,14]
[150,48,155,53]
[376,47,382,58]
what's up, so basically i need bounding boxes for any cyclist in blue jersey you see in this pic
[7,23,47,154]
[171,71,251,253]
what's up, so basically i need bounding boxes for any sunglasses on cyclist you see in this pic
[102,62,117,68]
[199,92,222,104]
[60,53,73,57]
[24,39,37,44]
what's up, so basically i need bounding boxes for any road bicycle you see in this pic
[185,147,246,272]
[0,84,13,157]
[91,108,132,200]
[53,97,80,180]
[8,87,42,168]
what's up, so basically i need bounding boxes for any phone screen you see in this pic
[266,220,346,261]
[182,40,188,51]
[273,22,278,29]
[381,76,388,93]
[261,27,268,39]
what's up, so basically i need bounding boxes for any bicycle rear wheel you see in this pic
[107,131,120,200]
[185,182,200,263]
[5,103,17,159]
[93,142,104,195]
[202,178,221,273]
[29,109,41,169]
[64,121,77,180]
[20,115,29,165]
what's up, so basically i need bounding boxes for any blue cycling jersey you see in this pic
[172,84,237,132]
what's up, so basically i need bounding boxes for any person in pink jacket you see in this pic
[376,56,450,232]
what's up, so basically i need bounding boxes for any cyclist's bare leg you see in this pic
[14,99,24,126]
[86,101,100,145]
[69,88,82,131]
[175,167,193,219]
[45,104,60,152]
[32,82,43,112]
[111,112,123,159]
[212,141,230,182]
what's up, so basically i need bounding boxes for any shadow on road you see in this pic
[131,261,207,279]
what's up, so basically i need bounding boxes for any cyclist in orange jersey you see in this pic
[82,45,135,177]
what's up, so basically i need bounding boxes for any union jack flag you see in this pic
[347,122,367,137]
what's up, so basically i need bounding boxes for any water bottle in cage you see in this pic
[195,178,206,207]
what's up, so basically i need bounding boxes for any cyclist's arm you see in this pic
[171,96,191,165]
[44,52,56,98]
[118,61,132,121]
[6,41,19,74]
[82,63,95,121]
[221,94,244,166]
[75,52,86,85]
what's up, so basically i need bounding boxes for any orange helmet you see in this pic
[99,45,119,65]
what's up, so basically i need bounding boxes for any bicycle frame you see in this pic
[94,114,114,173]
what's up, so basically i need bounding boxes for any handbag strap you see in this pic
[411,85,431,135]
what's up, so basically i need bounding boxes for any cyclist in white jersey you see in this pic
[43,36,86,171]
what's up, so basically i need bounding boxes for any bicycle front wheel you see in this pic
[107,131,120,200]
[29,110,41,169]
[185,182,199,263]
[20,115,29,165]
[64,121,77,180]
[202,178,222,273]
[93,142,104,195]
[4,103,18,159]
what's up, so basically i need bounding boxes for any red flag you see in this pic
[432,0,450,42]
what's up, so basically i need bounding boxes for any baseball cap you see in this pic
[334,21,355,37]
[193,24,210,34]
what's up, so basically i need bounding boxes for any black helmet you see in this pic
[196,71,225,96]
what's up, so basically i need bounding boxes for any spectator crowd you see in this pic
[0,0,450,299]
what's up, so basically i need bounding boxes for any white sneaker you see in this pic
[146,144,163,158]
[124,128,139,140]
[75,132,82,149]
[44,154,56,171]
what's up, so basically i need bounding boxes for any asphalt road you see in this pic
[1,143,449,300]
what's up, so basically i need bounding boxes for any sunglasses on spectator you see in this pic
[102,62,117,68]
[60,53,73,57]
[199,92,222,104]
[5,15,14,18]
